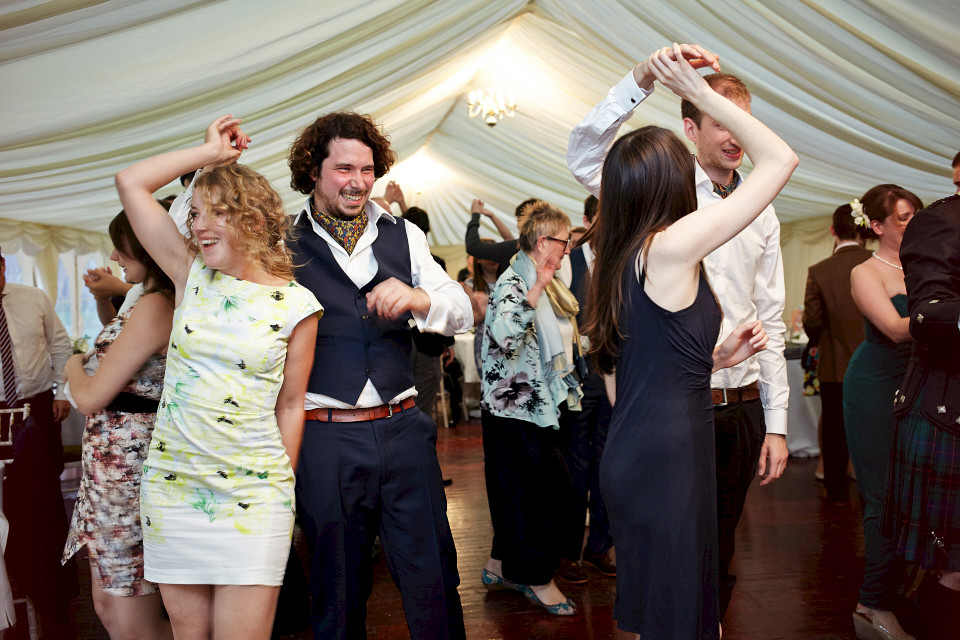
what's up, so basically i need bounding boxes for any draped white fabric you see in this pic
[2,0,958,318]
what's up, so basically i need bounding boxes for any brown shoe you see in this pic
[582,550,616,577]
[556,559,587,584]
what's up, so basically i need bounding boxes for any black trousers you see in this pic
[557,373,614,561]
[819,381,850,502]
[296,406,465,640]
[482,409,574,585]
[713,398,765,617]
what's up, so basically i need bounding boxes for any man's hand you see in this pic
[52,399,71,422]
[366,278,431,321]
[84,267,132,300]
[713,321,767,372]
[758,433,788,486]
[632,43,720,91]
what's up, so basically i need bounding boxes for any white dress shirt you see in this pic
[295,199,473,409]
[567,71,789,435]
[1,282,72,402]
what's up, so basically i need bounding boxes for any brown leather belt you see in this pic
[711,381,760,406]
[305,397,417,423]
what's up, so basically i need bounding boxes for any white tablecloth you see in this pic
[786,358,821,457]
[453,332,479,384]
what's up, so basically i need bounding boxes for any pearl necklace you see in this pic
[872,251,902,270]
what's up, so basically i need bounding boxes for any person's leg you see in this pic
[556,396,591,571]
[714,400,765,617]
[296,420,381,639]
[89,561,172,640]
[410,343,441,419]
[584,374,615,566]
[819,381,850,504]
[211,585,281,640]
[157,584,212,640]
[378,408,465,640]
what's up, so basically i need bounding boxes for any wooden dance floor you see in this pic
[62,419,879,639]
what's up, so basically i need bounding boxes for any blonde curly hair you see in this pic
[189,164,294,280]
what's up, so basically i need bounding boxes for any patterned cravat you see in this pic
[712,178,738,199]
[0,294,21,407]
[310,200,368,255]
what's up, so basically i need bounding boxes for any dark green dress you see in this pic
[842,294,910,606]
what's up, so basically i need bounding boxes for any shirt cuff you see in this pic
[763,407,788,436]
[611,71,654,112]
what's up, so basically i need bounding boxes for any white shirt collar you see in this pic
[694,158,742,192]
[295,197,398,233]
[834,240,861,252]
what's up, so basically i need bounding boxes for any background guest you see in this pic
[479,203,582,615]
[62,210,175,640]
[843,185,921,640]
[802,203,871,506]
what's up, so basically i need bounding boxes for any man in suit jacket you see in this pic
[803,204,871,505]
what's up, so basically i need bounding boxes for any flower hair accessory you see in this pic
[850,199,869,228]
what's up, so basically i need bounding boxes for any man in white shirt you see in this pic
[567,45,790,616]
[286,112,472,640]
[0,248,71,456]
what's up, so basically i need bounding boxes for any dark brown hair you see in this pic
[109,208,175,297]
[584,125,697,374]
[831,203,862,241]
[471,239,502,297]
[680,73,751,127]
[288,112,396,194]
[858,184,923,240]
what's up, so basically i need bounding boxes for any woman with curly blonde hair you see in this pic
[115,115,322,640]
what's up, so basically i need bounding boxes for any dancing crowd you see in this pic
[1,42,958,640]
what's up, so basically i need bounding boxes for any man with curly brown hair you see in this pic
[286,111,471,640]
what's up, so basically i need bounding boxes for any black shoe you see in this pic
[582,550,616,577]
[556,559,588,584]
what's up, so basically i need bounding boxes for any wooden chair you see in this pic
[0,404,39,640]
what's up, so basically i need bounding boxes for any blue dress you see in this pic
[599,263,721,638]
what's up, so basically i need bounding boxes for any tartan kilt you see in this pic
[881,393,960,572]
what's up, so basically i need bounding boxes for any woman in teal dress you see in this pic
[116,116,321,640]
[842,184,922,640]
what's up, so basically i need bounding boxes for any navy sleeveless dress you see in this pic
[599,261,721,638]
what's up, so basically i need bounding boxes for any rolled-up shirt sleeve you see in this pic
[407,222,473,336]
[567,71,653,197]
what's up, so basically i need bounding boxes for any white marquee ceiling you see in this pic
[2,0,958,246]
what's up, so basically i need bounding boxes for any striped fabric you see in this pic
[0,294,21,407]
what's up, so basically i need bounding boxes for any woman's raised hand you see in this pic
[204,115,251,167]
[648,43,715,103]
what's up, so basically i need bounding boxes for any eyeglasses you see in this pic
[543,236,572,250]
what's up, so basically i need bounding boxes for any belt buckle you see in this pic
[386,403,394,418]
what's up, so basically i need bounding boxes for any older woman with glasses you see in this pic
[478,202,584,616]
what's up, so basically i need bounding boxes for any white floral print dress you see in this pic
[140,259,321,585]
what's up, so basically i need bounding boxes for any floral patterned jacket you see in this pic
[480,266,573,429]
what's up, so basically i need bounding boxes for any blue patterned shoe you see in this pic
[481,568,523,592]
[521,585,578,616]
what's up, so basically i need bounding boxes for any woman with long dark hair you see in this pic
[584,45,796,638]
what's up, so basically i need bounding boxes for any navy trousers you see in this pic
[557,372,614,561]
[713,398,765,617]
[296,406,465,640]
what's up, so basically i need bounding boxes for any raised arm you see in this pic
[472,199,514,240]
[650,45,798,267]
[851,264,912,343]
[567,44,720,196]
[114,116,250,291]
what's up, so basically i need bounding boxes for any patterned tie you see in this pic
[712,179,738,199]
[0,294,21,407]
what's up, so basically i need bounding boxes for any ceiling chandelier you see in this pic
[467,88,516,127]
